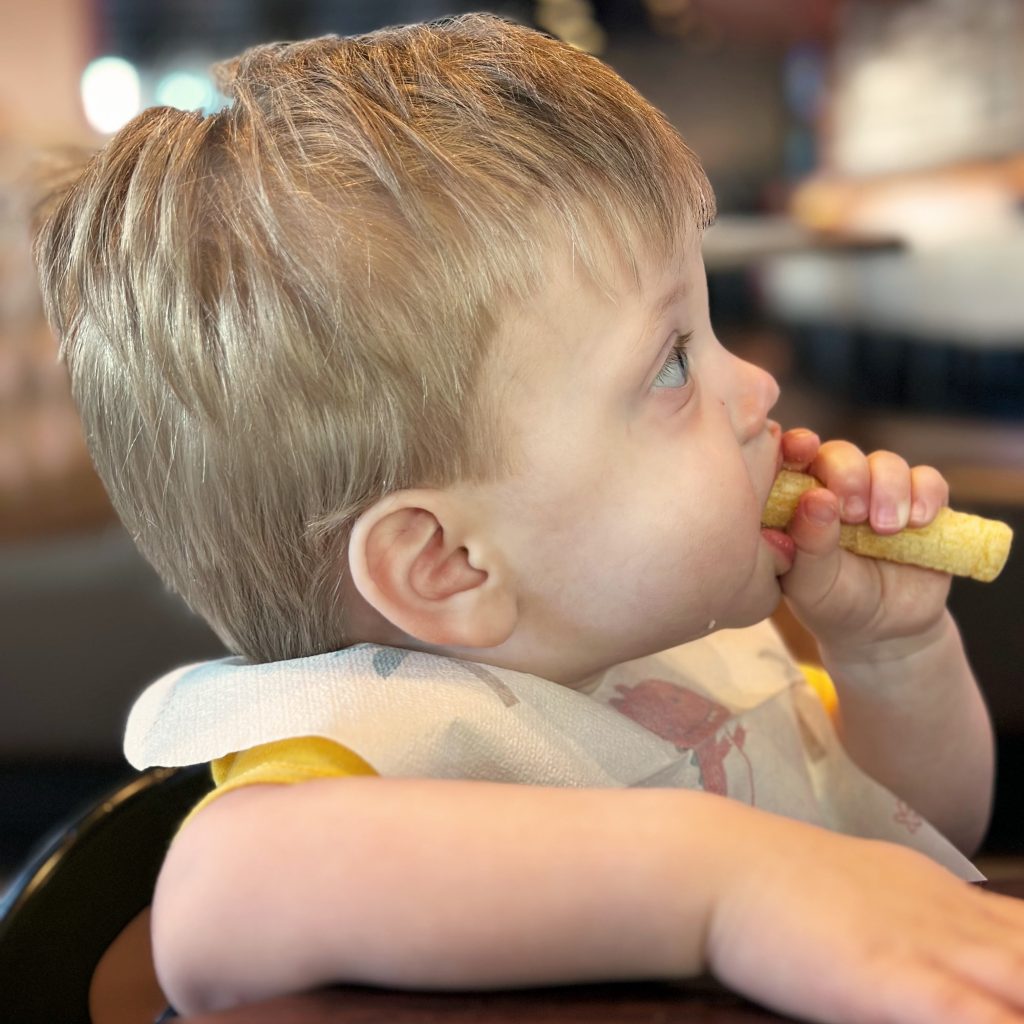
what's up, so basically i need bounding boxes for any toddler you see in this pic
[34,14,1024,1022]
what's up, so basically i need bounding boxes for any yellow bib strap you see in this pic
[798,662,839,719]
[182,736,377,828]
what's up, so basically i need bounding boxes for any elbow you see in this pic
[150,785,374,1014]
[150,799,303,1016]
[151,825,240,1016]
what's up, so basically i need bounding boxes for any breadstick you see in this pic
[763,470,1013,582]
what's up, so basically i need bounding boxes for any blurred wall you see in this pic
[606,29,788,211]
[0,0,92,144]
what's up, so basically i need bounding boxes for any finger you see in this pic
[867,450,912,534]
[946,890,1024,998]
[974,887,1024,934]
[779,489,842,604]
[908,464,951,528]
[780,428,820,471]
[869,960,1023,1024]
[946,940,1024,1013]
[808,440,869,524]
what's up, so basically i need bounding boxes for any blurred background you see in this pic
[1,0,1022,881]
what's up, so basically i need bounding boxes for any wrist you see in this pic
[818,611,955,684]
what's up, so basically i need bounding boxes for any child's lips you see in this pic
[761,526,795,574]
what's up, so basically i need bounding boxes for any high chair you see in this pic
[0,764,211,1024]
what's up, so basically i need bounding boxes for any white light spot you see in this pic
[155,70,216,113]
[81,56,141,135]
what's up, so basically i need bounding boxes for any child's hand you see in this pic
[776,429,953,656]
[775,430,994,854]
[708,816,1024,1023]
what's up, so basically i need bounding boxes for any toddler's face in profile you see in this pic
[466,232,790,685]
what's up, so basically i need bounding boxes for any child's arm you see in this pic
[153,777,1024,1021]
[778,432,994,854]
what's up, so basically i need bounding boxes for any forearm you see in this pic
[151,769,1021,1023]
[820,611,994,854]
[152,778,761,1014]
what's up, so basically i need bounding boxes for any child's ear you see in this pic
[348,489,518,649]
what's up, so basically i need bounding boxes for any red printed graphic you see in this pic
[893,800,924,834]
[610,679,755,802]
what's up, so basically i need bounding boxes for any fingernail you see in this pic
[874,504,900,530]
[911,501,926,524]
[806,494,836,525]
[875,500,911,530]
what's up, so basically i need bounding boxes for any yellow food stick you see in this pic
[763,470,1013,582]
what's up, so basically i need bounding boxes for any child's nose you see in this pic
[726,355,780,444]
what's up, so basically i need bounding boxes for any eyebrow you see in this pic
[637,280,689,349]
[653,281,688,321]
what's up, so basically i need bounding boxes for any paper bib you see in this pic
[125,619,982,880]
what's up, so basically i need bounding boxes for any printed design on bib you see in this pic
[453,659,521,707]
[893,800,924,834]
[371,648,410,678]
[609,678,756,803]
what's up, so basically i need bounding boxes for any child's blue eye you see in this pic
[652,334,693,389]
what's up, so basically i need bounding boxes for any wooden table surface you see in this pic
[183,878,1024,1023]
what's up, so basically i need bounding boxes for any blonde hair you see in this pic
[35,14,714,662]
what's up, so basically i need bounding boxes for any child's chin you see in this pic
[719,589,783,633]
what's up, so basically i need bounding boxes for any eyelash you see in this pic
[652,332,694,389]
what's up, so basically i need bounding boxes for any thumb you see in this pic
[780,489,843,604]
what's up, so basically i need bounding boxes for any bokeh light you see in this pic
[154,69,217,113]
[80,56,142,134]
